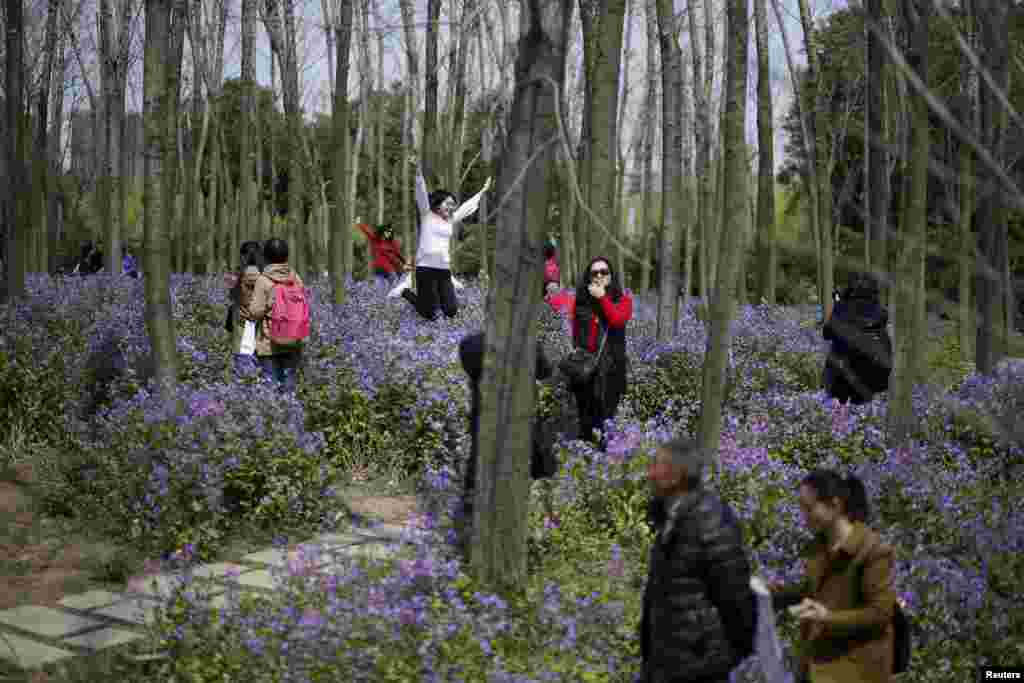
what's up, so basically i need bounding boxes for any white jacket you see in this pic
[414,167,487,270]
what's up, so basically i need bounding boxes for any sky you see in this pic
[48,0,850,174]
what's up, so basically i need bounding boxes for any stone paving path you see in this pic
[0,521,413,672]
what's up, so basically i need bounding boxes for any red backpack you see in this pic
[268,278,310,346]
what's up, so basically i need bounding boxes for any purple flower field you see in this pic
[1,273,1021,681]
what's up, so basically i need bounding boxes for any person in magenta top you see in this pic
[566,256,633,448]
[357,222,407,286]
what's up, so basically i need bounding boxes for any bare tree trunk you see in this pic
[32,0,63,273]
[638,0,657,294]
[887,0,929,444]
[47,6,68,274]
[956,0,977,362]
[687,0,709,301]
[330,0,355,302]
[3,0,27,299]
[753,0,775,304]
[697,0,749,469]
[423,0,440,173]
[579,0,627,260]
[474,0,571,594]
[240,0,256,258]
[143,0,184,391]
[974,0,1010,374]
[864,0,888,297]
[654,0,681,339]
[99,0,119,273]
[796,0,833,319]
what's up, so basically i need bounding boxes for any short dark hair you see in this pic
[263,238,289,264]
[240,241,264,269]
[544,244,557,260]
[428,190,456,212]
[661,436,712,490]
[800,469,870,523]
[844,272,881,301]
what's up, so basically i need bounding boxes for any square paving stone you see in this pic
[356,524,407,541]
[332,542,404,562]
[231,569,276,591]
[124,573,185,598]
[94,597,161,626]
[63,627,144,651]
[0,632,75,668]
[59,590,123,611]
[0,605,105,638]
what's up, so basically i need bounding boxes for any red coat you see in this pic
[546,289,575,316]
[566,291,633,352]
[358,224,404,273]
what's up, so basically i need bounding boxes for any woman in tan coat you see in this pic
[771,470,897,683]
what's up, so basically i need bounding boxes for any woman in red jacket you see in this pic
[568,256,633,447]
[357,222,407,286]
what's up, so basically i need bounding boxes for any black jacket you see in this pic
[641,491,757,683]
[458,332,555,481]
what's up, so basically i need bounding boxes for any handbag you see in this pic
[558,321,608,384]
[856,537,912,675]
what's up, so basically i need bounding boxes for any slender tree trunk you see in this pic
[754,0,775,304]
[864,0,888,296]
[698,0,749,469]
[974,0,1009,374]
[47,9,68,274]
[240,0,256,256]
[474,0,571,594]
[654,0,682,339]
[796,0,833,319]
[330,0,355,302]
[143,0,183,390]
[32,0,62,273]
[887,0,929,444]
[3,0,27,299]
[423,0,440,173]
[638,0,656,294]
[687,0,709,301]
[579,0,627,260]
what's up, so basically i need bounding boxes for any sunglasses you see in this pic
[590,268,610,277]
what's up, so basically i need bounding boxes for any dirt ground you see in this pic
[0,465,89,610]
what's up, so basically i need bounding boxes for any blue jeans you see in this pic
[258,351,302,393]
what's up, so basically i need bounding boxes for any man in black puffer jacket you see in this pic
[823,271,892,404]
[641,437,757,683]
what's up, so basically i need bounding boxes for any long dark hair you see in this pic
[575,255,624,307]
[801,469,870,523]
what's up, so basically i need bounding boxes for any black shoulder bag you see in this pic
[558,321,608,384]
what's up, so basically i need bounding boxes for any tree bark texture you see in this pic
[753,0,775,304]
[474,0,571,594]
[887,0,929,445]
[654,0,681,340]
[697,0,749,469]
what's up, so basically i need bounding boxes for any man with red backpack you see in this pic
[247,238,310,393]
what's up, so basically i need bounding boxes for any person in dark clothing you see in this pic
[641,437,758,683]
[822,272,892,404]
[567,256,633,447]
[457,332,555,553]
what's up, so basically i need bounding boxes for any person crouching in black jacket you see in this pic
[823,272,892,405]
[641,437,757,683]
[457,332,554,554]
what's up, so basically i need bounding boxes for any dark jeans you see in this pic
[404,266,458,320]
[258,351,302,393]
